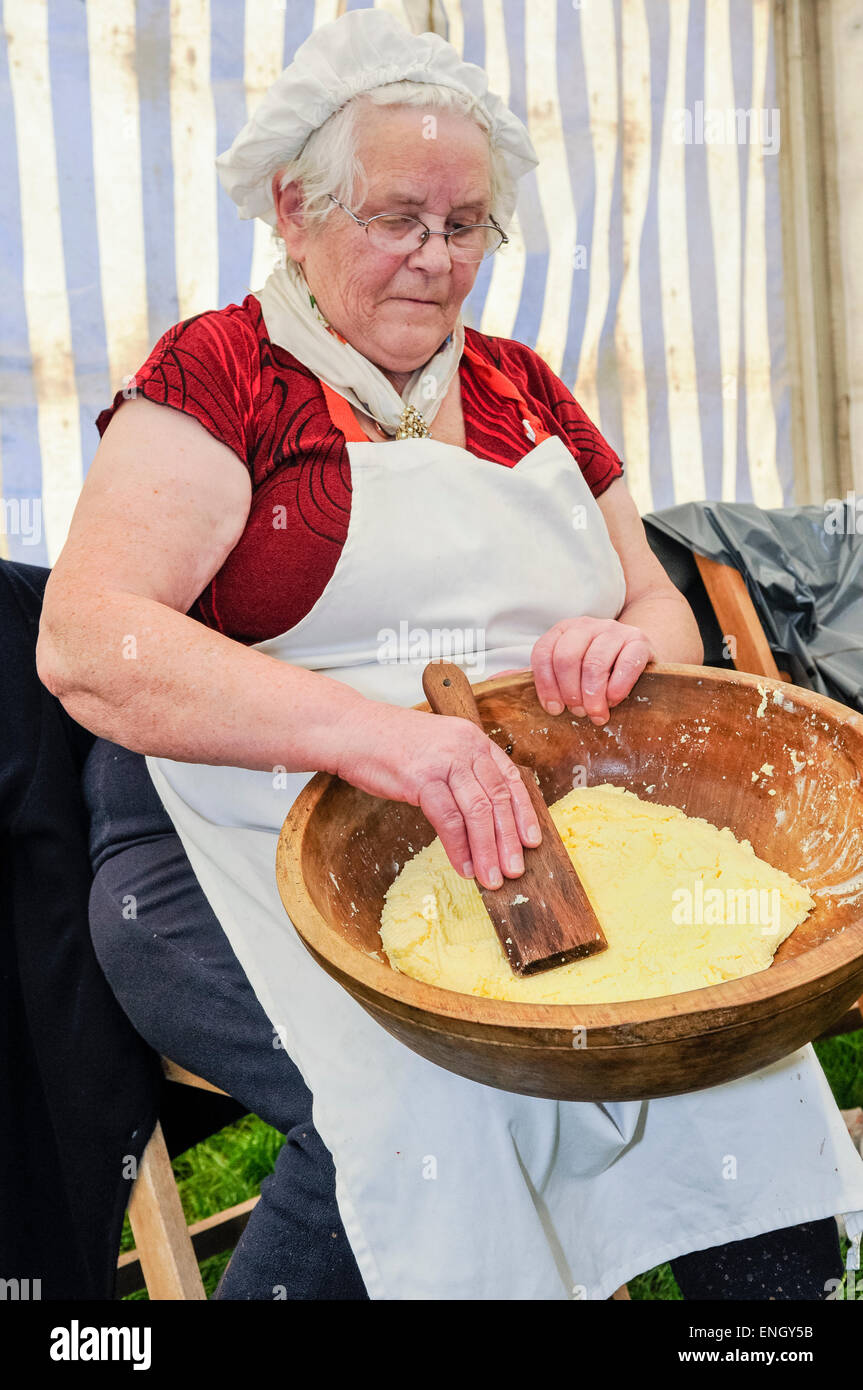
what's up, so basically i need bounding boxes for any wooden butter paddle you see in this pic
[421,661,609,977]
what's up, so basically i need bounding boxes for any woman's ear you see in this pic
[272,173,307,262]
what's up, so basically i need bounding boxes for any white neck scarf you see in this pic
[253,258,465,439]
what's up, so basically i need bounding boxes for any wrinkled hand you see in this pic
[531,617,656,724]
[333,702,542,888]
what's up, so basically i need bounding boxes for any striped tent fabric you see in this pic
[0,0,791,566]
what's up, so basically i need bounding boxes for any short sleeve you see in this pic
[474,332,625,499]
[546,388,624,499]
[94,308,261,468]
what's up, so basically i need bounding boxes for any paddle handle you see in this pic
[422,658,536,801]
[420,659,608,976]
[422,661,487,729]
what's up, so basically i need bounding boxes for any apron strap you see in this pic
[320,344,555,448]
[320,380,368,442]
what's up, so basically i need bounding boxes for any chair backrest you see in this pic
[693,553,787,681]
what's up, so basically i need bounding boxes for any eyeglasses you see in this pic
[325,194,508,263]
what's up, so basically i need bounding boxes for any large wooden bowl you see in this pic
[275,665,863,1100]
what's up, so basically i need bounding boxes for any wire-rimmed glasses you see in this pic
[325,194,508,263]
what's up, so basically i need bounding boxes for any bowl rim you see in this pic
[276,662,863,1033]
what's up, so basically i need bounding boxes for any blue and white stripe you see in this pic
[0,0,791,564]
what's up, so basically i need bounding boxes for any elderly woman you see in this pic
[37,11,863,1300]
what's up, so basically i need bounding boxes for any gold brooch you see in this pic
[395,404,431,439]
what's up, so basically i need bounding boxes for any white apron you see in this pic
[146,371,863,1299]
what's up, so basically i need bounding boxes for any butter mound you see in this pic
[379,784,814,1004]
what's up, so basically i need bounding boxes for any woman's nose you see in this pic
[406,230,453,273]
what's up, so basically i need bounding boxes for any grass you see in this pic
[122,1028,863,1301]
[813,1031,863,1110]
[120,1114,286,1299]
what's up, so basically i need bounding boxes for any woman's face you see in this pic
[276,105,492,384]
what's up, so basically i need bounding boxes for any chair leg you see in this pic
[127,1119,206,1300]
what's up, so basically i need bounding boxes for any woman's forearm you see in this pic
[36,579,703,776]
[36,586,369,775]
[617,590,704,665]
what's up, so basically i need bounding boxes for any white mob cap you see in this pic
[215,7,539,230]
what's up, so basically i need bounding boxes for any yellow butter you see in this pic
[379,784,814,1004]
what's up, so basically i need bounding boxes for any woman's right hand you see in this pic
[332,702,542,889]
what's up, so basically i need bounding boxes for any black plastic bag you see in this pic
[643,501,863,714]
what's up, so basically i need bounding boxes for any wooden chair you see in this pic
[117,1059,258,1300]
[121,553,861,1300]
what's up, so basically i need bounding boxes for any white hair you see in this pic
[271,81,514,260]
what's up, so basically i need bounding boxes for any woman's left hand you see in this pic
[525,617,656,724]
[492,480,703,714]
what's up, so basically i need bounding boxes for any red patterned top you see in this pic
[95,295,624,645]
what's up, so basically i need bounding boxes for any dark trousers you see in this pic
[0,561,159,1299]
[83,737,368,1301]
[82,739,844,1301]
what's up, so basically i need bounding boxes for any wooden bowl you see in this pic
[275,664,863,1101]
